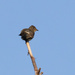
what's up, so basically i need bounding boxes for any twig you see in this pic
[26,42,43,75]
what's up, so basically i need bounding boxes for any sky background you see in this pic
[0,0,75,75]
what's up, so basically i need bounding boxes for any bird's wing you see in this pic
[20,29,33,36]
[23,29,34,38]
[24,30,30,34]
[20,29,29,35]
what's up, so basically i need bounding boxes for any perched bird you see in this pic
[19,25,38,42]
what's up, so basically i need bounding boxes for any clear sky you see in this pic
[0,0,75,75]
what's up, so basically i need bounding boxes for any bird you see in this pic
[19,25,38,42]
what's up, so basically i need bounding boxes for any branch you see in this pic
[26,42,43,75]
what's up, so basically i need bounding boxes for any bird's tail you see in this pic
[19,34,21,36]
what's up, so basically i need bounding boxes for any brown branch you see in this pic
[26,42,43,75]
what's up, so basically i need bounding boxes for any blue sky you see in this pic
[0,0,75,75]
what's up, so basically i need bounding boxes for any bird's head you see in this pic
[29,25,38,32]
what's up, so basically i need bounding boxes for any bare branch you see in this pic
[26,42,43,75]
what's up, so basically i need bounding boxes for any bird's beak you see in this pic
[36,29,39,31]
